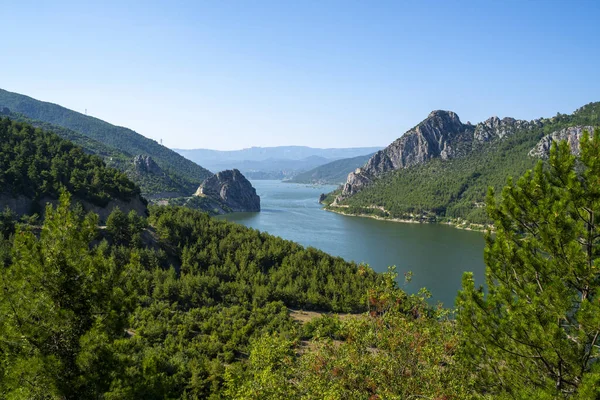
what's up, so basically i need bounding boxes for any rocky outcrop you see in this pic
[337,110,470,200]
[473,116,541,142]
[194,169,260,212]
[364,110,466,173]
[529,126,595,158]
[132,154,163,174]
[128,155,186,198]
[335,110,545,203]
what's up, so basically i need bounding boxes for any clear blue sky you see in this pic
[1,0,599,150]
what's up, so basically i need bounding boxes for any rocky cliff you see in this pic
[194,169,260,212]
[529,126,596,158]
[132,154,163,174]
[336,110,539,202]
[473,116,541,143]
[126,155,187,198]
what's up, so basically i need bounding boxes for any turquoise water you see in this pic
[218,180,485,307]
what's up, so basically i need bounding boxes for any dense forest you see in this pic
[0,88,213,194]
[0,108,202,197]
[326,102,600,225]
[0,117,140,209]
[2,110,600,398]
[0,194,386,398]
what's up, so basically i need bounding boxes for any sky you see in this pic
[1,0,599,150]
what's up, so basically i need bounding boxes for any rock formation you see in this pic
[529,126,596,158]
[335,110,540,203]
[194,169,260,212]
[132,154,163,174]
[474,116,541,143]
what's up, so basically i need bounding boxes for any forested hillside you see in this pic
[289,153,375,184]
[2,121,600,398]
[0,108,132,161]
[326,102,600,225]
[0,194,387,398]
[0,117,142,212]
[0,88,213,194]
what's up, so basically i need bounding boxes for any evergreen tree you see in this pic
[0,193,135,399]
[457,129,600,398]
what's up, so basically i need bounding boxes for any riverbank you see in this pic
[324,206,491,232]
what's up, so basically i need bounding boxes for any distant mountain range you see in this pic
[175,146,382,179]
[324,102,600,225]
[288,153,376,185]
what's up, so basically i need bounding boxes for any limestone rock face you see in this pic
[133,155,163,175]
[338,110,469,200]
[529,126,596,158]
[333,109,549,204]
[195,169,260,212]
[365,110,465,173]
[474,116,542,142]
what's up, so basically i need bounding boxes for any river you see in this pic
[217,180,486,307]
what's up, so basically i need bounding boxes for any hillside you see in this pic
[0,108,195,197]
[2,118,600,398]
[0,117,146,220]
[0,108,132,161]
[175,145,382,179]
[325,102,600,225]
[0,88,213,194]
[288,153,375,184]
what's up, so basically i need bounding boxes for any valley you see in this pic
[218,180,485,307]
[2,1,599,396]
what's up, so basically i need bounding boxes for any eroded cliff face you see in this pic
[194,169,260,212]
[529,126,596,158]
[132,154,163,175]
[473,116,541,143]
[335,110,539,203]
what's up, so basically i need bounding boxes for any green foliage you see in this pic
[0,189,379,398]
[457,129,600,398]
[0,117,140,207]
[0,208,17,238]
[0,192,139,399]
[225,269,471,399]
[149,205,378,312]
[0,89,213,194]
[329,102,600,225]
[106,207,147,247]
[0,108,132,161]
[0,109,195,196]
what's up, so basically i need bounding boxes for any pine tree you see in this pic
[457,129,600,398]
[0,192,136,399]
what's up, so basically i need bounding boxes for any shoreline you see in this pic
[323,206,490,233]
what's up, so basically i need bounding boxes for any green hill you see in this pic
[288,153,375,184]
[0,117,145,219]
[325,102,600,225]
[0,88,213,195]
[0,108,190,196]
[2,110,599,398]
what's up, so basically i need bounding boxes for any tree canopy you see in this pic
[457,128,600,398]
[0,117,140,208]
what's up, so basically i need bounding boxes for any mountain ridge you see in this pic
[327,102,600,225]
[0,88,213,195]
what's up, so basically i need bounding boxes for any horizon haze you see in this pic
[2,0,599,150]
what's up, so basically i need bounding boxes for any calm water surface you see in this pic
[218,180,485,307]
